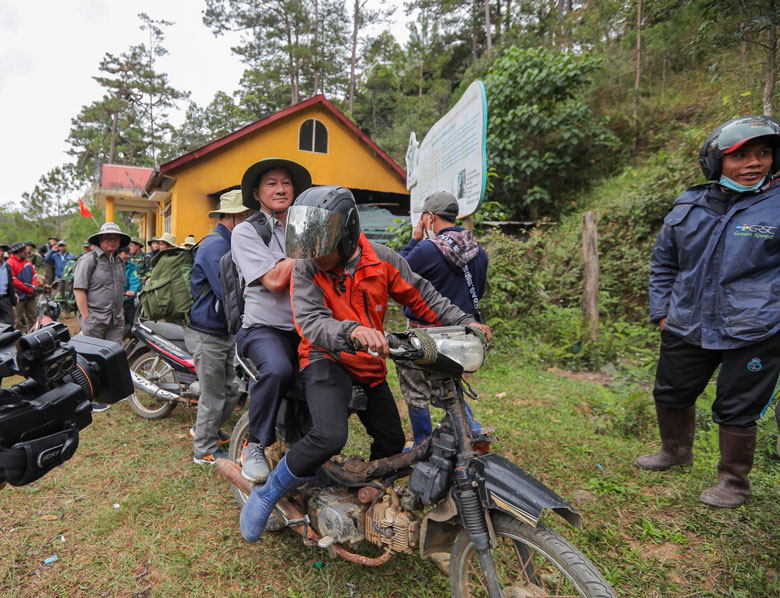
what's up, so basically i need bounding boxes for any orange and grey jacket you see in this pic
[290,234,474,386]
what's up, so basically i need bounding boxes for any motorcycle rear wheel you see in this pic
[449,512,616,598]
[127,352,178,420]
[227,412,284,532]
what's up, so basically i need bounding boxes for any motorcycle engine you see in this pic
[308,488,366,545]
[363,487,420,554]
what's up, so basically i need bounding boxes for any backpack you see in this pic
[220,212,272,335]
[52,256,84,313]
[139,246,199,323]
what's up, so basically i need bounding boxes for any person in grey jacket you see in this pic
[638,115,780,508]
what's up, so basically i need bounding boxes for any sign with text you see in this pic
[406,80,487,224]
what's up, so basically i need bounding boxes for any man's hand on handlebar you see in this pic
[350,325,389,358]
[469,322,492,341]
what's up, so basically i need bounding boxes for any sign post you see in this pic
[406,81,487,225]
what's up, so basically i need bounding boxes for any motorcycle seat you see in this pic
[144,320,185,342]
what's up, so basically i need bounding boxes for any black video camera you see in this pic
[0,323,132,487]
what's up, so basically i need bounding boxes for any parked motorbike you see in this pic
[218,326,616,598]
[124,318,251,420]
[29,287,59,332]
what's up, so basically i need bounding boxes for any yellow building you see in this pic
[95,95,409,244]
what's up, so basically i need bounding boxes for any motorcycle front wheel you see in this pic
[449,512,616,598]
[127,352,178,420]
[227,412,284,532]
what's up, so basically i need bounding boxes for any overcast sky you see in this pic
[0,0,408,209]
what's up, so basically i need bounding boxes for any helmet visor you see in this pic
[285,205,346,259]
[711,117,780,154]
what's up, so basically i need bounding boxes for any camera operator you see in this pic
[0,244,16,325]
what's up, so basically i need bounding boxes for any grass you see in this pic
[1,345,779,597]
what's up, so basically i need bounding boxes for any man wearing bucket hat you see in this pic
[128,237,151,283]
[183,190,254,464]
[0,244,16,325]
[73,222,129,410]
[639,115,780,508]
[231,157,311,483]
[181,235,197,250]
[152,233,177,252]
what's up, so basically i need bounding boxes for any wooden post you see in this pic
[463,214,474,232]
[582,211,599,341]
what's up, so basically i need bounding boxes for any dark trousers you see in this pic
[123,301,137,338]
[285,358,405,477]
[236,325,300,446]
[654,330,780,427]
[0,296,14,325]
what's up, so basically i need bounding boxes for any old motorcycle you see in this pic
[218,326,617,598]
[124,318,252,420]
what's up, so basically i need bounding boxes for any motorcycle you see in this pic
[218,326,617,598]
[29,286,59,332]
[124,318,252,420]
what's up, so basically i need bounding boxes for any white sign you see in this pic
[406,80,487,224]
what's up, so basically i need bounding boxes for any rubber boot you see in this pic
[240,454,313,542]
[408,406,433,447]
[699,425,756,508]
[635,404,695,470]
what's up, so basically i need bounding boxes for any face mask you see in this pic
[718,174,766,193]
[425,215,436,240]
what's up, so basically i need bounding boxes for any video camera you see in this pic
[0,323,132,487]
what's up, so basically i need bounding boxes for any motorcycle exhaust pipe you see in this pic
[130,370,184,402]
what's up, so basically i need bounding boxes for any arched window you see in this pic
[299,119,328,153]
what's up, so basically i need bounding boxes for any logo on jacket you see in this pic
[747,357,763,372]
[734,224,776,239]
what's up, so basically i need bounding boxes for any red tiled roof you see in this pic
[156,95,406,181]
[100,164,154,190]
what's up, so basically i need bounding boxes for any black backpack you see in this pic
[220,212,273,335]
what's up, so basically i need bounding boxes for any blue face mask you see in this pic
[718,174,766,193]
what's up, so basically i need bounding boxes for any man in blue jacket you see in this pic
[638,115,780,508]
[397,191,488,445]
[185,190,253,464]
[44,241,75,280]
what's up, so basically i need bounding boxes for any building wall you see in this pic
[163,105,407,242]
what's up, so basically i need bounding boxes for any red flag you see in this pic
[79,198,93,218]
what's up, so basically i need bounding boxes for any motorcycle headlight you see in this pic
[414,326,487,373]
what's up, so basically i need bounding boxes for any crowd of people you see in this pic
[6,113,779,544]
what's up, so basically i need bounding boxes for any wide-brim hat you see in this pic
[180,235,197,247]
[129,236,143,246]
[0,244,10,253]
[82,240,91,247]
[57,241,67,247]
[88,222,131,247]
[152,232,177,247]
[241,158,312,211]
[208,188,252,218]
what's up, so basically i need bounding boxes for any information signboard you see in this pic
[406,80,487,224]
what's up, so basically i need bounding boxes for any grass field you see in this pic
[1,347,779,598]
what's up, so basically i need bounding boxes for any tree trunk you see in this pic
[582,211,599,342]
[109,109,118,163]
[471,0,478,61]
[349,0,359,115]
[484,0,493,53]
[763,1,777,117]
[495,0,501,46]
[313,0,320,95]
[417,60,423,118]
[505,0,511,33]
[632,0,642,151]
[284,14,297,105]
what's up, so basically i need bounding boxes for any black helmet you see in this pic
[699,115,780,180]
[9,242,26,255]
[285,186,360,262]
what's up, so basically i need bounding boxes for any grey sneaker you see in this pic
[241,441,270,483]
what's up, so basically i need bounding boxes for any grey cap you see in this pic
[422,191,459,221]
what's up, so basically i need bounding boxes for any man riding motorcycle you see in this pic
[239,186,491,541]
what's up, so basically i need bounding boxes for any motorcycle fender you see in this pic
[125,341,148,365]
[473,453,582,531]
[419,492,459,559]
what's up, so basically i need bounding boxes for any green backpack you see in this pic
[52,256,84,314]
[139,247,198,323]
